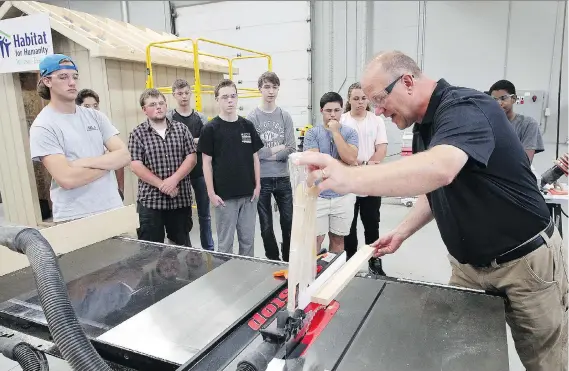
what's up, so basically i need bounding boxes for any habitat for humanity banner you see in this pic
[0,13,54,74]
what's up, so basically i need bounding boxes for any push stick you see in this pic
[311,244,375,306]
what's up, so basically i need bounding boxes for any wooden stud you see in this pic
[311,244,375,306]
[287,182,320,313]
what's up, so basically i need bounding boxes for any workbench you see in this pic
[0,237,509,371]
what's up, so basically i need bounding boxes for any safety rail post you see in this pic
[192,40,203,112]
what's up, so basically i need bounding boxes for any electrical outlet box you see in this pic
[514,90,546,123]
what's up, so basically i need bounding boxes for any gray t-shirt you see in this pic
[29,105,123,222]
[511,113,544,153]
[246,107,296,178]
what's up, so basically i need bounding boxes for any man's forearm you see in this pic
[202,158,216,196]
[332,132,357,165]
[115,168,125,191]
[171,154,197,182]
[347,148,459,197]
[61,167,107,189]
[253,154,261,187]
[75,149,131,171]
[525,149,535,164]
[395,195,433,239]
[130,161,163,188]
[369,144,387,163]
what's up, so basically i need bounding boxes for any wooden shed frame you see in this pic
[0,1,230,228]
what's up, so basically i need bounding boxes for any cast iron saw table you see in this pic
[0,237,509,371]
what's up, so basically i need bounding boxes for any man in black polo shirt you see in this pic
[296,50,567,371]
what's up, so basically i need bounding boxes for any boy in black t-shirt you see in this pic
[198,79,264,257]
[166,79,214,251]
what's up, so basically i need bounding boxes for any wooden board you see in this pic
[0,205,139,276]
[311,244,375,306]
[287,182,319,313]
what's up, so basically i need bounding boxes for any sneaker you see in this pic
[368,257,386,276]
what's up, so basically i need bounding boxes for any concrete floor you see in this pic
[0,199,567,371]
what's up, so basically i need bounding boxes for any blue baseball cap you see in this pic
[39,54,78,77]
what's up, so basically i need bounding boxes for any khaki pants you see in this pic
[449,227,568,371]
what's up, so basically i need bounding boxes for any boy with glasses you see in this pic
[29,54,130,223]
[198,79,264,257]
[167,79,214,251]
[488,79,544,164]
[128,88,197,246]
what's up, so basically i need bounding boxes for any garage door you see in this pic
[175,1,312,128]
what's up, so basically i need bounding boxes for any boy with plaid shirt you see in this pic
[128,89,197,246]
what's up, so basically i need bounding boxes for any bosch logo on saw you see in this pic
[248,289,288,331]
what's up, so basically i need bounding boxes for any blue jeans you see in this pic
[190,176,214,251]
[257,177,293,261]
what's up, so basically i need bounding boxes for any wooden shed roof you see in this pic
[0,1,230,74]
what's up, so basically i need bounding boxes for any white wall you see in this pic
[312,1,369,126]
[370,0,567,170]
[174,0,312,127]
[38,0,172,32]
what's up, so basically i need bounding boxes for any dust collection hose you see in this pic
[0,336,49,371]
[236,341,280,371]
[0,226,112,371]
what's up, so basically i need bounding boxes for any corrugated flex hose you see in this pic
[0,336,49,371]
[236,341,280,371]
[0,226,112,371]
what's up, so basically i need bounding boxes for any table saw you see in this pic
[0,236,509,371]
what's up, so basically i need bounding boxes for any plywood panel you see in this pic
[0,73,41,226]
[88,57,111,116]
[105,59,136,205]
[132,63,147,125]
[118,61,138,206]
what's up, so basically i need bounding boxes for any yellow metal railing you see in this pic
[145,37,272,112]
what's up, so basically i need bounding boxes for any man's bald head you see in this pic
[360,51,435,130]
[364,51,422,81]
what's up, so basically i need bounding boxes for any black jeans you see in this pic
[137,202,192,246]
[345,196,382,259]
[257,177,293,261]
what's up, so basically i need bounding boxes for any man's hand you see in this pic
[325,119,341,133]
[169,187,179,198]
[251,185,260,202]
[372,230,407,257]
[159,176,179,195]
[209,193,225,207]
[295,151,352,194]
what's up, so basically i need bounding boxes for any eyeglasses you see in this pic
[146,101,166,108]
[492,94,515,102]
[370,74,406,107]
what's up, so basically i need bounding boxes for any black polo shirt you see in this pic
[412,79,550,265]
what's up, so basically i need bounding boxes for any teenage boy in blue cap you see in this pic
[29,54,130,223]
